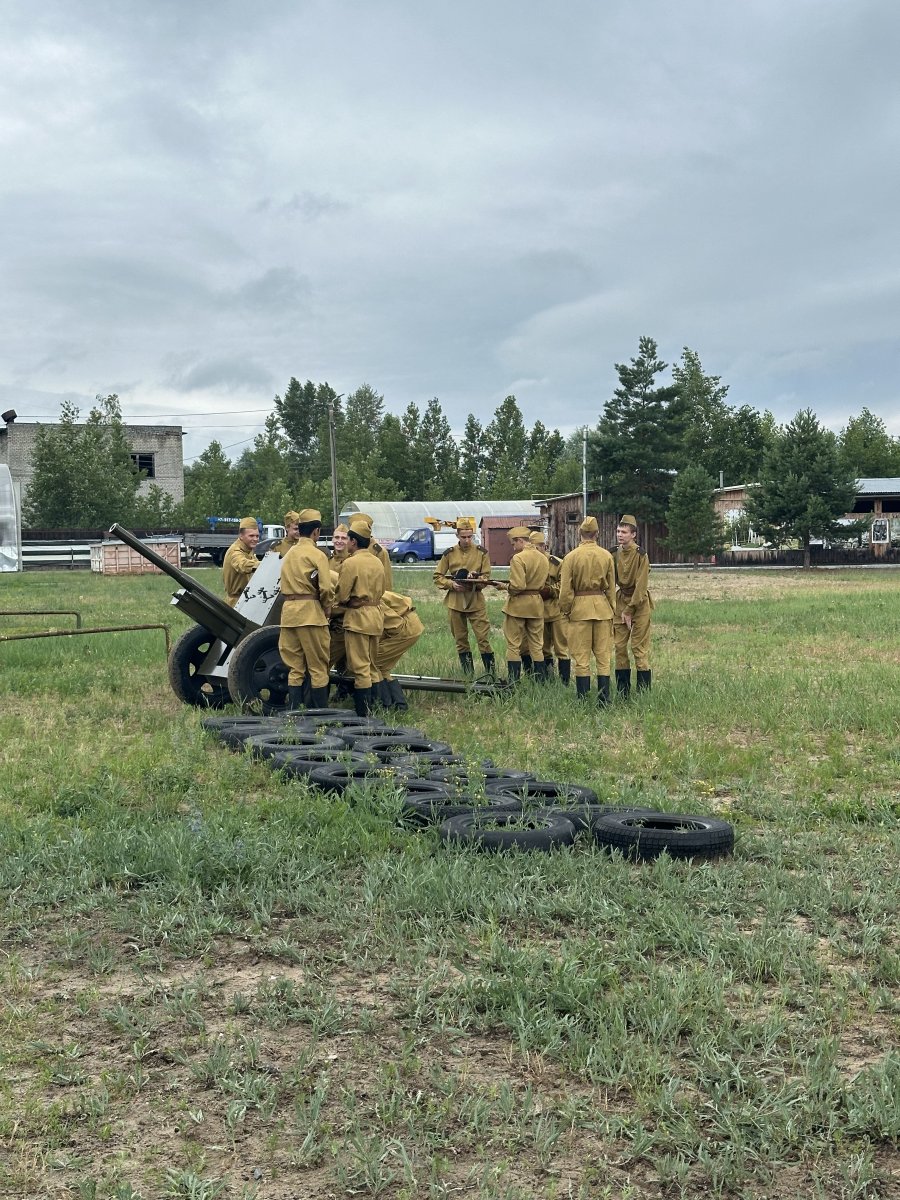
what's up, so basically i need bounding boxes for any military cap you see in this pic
[580,515,599,534]
[619,514,638,529]
[507,525,532,540]
[239,517,258,531]
[529,530,547,546]
[456,517,475,532]
[297,507,322,524]
[348,515,373,539]
[357,511,374,524]
[284,510,300,526]
[334,523,348,534]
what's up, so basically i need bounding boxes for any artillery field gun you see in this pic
[110,524,510,712]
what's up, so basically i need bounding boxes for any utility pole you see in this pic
[582,429,588,517]
[327,394,342,526]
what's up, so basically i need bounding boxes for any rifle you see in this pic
[436,568,509,591]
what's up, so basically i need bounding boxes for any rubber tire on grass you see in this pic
[268,748,372,778]
[428,766,535,787]
[306,762,415,795]
[529,804,658,833]
[210,718,292,750]
[169,624,232,708]
[349,736,455,762]
[592,812,735,861]
[390,752,467,770]
[485,779,598,805]
[400,796,520,829]
[440,810,577,852]
[242,731,345,760]
[336,725,426,747]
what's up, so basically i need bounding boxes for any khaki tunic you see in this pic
[502,545,549,662]
[278,538,333,688]
[221,539,259,606]
[273,536,299,558]
[559,541,616,678]
[542,554,569,660]
[372,543,393,590]
[376,591,425,680]
[336,548,386,687]
[613,543,654,670]
[433,542,492,654]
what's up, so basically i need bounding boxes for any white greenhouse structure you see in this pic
[338,500,539,543]
[0,464,20,571]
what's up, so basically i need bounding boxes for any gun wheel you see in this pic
[227,626,290,713]
[168,624,232,708]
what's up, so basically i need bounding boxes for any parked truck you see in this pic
[183,518,286,565]
[389,517,479,563]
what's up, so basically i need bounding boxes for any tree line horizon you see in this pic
[22,337,900,556]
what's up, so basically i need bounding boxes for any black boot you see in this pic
[544,656,555,679]
[480,651,496,677]
[308,684,330,709]
[597,676,611,707]
[287,685,306,710]
[533,659,548,683]
[372,680,391,709]
[575,675,590,700]
[615,668,632,699]
[522,655,534,675]
[636,670,652,693]
[507,660,522,682]
[459,651,474,676]
[353,687,372,717]
[558,658,571,686]
[388,679,409,710]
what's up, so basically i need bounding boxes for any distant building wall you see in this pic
[0,419,185,506]
[537,492,676,561]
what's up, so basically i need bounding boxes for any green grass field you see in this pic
[0,565,898,1199]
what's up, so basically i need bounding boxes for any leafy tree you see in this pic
[182,440,240,525]
[458,414,486,496]
[483,395,529,497]
[527,421,567,495]
[376,414,411,497]
[591,336,682,521]
[839,408,900,477]
[338,383,385,469]
[274,378,342,482]
[232,415,293,514]
[23,395,141,527]
[417,397,460,500]
[663,465,726,560]
[745,409,858,566]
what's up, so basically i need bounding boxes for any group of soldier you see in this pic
[220,507,653,714]
[434,513,652,706]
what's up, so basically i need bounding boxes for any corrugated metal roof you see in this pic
[857,478,900,494]
[339,500,538,541]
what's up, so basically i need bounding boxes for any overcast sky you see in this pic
[1,0,898,464]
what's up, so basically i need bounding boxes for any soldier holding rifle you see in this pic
[433,518,495,676]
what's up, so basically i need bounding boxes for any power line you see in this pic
[18,407,274,421]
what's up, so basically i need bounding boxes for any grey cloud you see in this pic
[164,358,275,394]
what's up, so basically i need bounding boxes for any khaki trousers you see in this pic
[566,619,612,677]
[614,604,652,670]
[503,615,544,663]
[278,625,331,688]
[448,607,492,654]
[377,612,425,681]
[543,617,569,660]
[344,630,380,688]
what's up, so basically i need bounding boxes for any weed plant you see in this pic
[0,566,898,1197]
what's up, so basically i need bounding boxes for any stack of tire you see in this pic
[200,710,734,861]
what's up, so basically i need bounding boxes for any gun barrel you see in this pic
[108,523,252,646]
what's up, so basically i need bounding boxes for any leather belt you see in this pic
[575,589,608,596]
[346,599,379,607]
[281,592,318,601]
[619,586,636,596]
[512,588,545,595]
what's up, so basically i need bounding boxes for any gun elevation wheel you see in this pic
[227,626,290,713]
[168,624,231,708]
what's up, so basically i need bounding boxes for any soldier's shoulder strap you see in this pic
[549,554,562,566]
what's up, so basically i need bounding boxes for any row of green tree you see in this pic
[22,339,900,554]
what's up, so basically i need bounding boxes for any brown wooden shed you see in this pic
[479,515,543,566]
[536,491,677,561]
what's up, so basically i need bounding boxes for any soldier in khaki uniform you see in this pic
[503,526,550,681]
[374,591,425,710]
[278,509,333,709]
[529,530,571,685]
[221,517,259,607]
[335,515,386,716]
[613,514,654,695]
[558,515,616,705]
[433,518,495,676]
[355,512,393,590]
[273,510,301,557]
[329,523,350,569]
